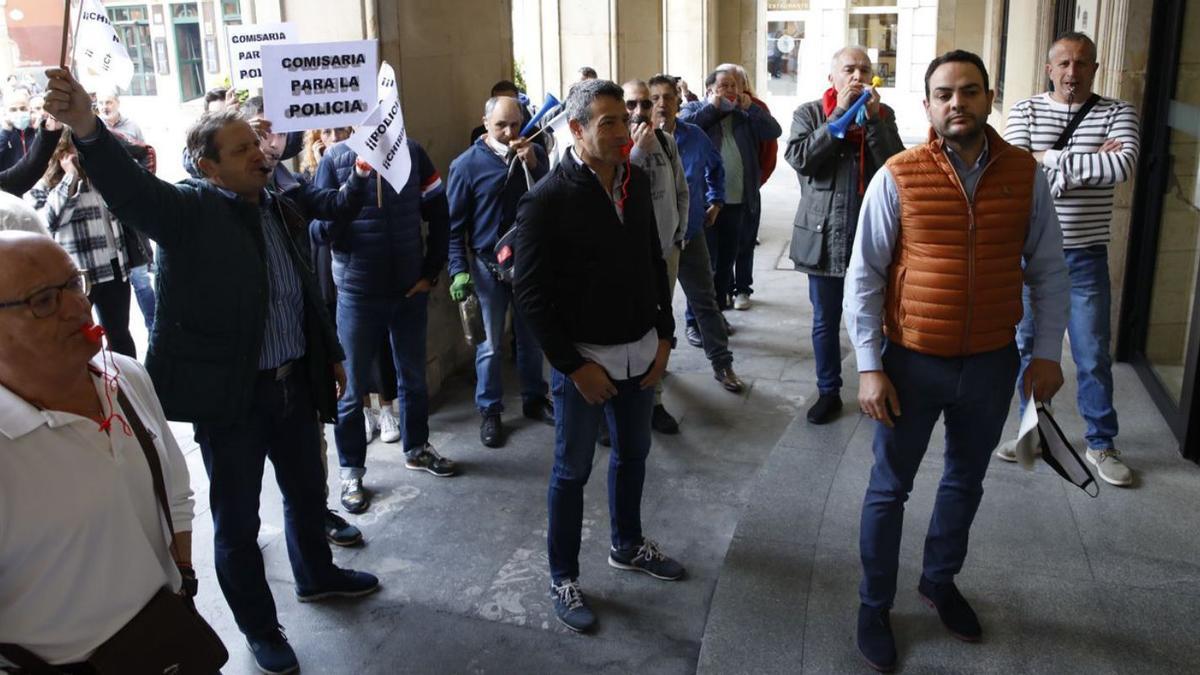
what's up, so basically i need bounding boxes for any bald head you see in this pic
[483,96,525,146]
[0,232,69,300]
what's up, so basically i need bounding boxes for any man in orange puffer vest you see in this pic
[843,51,1072,672]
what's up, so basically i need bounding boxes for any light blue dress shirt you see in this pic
[843,140,1071,372]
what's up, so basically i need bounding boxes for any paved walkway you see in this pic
[142,160,1200,674]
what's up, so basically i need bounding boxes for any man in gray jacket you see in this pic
[786,46,904,425]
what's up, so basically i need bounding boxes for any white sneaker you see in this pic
[733,293,751,311]
[1087,448,1133,487]
[363,407,379,441]
[379,408,401,444]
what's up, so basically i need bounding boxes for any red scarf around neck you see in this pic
[823,87,868,196]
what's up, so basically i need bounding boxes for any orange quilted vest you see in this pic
[883,125,1035,357]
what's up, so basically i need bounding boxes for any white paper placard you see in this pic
[261,40,377,133]
[227,22,295,91]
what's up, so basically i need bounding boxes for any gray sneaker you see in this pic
[405,444,458,477]
[1087,448,1133,487]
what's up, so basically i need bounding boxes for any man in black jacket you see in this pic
[513,79,686,634]
[44,67,377,675]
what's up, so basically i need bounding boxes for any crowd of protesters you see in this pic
[0,28,1141,674]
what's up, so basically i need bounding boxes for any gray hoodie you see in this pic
[629,129,689,258]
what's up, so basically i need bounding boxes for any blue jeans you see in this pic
[809,274,845,395]
[706,204,742,307]
[129,264,156,330]
[194,367,336,638]
[472,255,547,413]
[859,341,1018,609]
[1016,245,1118,449]
[734,206,761,296]
[548,368,654,583]
[334,292,430,477]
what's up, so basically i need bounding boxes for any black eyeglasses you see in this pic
[0,271,90,319]
[625,99,652,110]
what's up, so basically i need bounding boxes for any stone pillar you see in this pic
[664,0,717,86]
[615,0,663,83]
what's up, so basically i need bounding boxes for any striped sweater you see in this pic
[1003,93,1140,249]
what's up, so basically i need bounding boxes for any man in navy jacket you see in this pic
[312,131,457,516]
[448,96,553,448]
[43,67,378,675]
[679,67,782,311]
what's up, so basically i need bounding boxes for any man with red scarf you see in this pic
[785,47,904,425]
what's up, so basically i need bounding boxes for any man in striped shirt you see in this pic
[1001,31,1141,486]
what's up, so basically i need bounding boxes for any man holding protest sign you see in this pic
[311,71,458,516]
[43,66,381,675]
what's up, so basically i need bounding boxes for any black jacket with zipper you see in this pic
[513,149,674,377]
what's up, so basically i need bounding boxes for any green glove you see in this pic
[449,272,473,302]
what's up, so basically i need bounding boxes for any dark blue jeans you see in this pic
[129,264,156,330]
[548,367,654,583]
[705,204,742,307]
[809,274,845,395]
[472,255,547,413]
[1016,245,1118,450]
[859,341,1018,609]
[194,367,336,638]
[334,292,429,478]
[734,205,761,296]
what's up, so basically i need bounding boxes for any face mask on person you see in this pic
[9,111,31,129]
[716,96,736,113]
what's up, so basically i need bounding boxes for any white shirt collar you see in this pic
[0,357,113,440]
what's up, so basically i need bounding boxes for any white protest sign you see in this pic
[377,61,396,102]
[227,22,295,91]
[261,40,377,133]
[345,86,411,194]
[73,0,134,91]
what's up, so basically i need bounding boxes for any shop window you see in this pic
[847,13,898,87]
[766,20,806,96]
[108,5,157,95]
[222,0,242,25]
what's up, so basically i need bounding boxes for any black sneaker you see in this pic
[651,404,680,434]
[480,412,504,448]
[856,604,897,673]
[522,397,556,426]
[550,579,596,633]
[918,576,982,642]
[597,422,611,447]
[324,510,363,547]
[405,444,457,477]
[246,626,299,675]
[340,478,368,514]
[608,538,685,580]
[807,393,843,425]
[685,323,703,348]
[296,568,380,603]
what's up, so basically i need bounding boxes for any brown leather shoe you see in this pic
[713,366,745,393]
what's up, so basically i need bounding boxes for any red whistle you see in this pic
[620,139,633,159]
[82,324,106,344]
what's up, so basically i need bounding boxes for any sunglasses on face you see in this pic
[625,99,652,111]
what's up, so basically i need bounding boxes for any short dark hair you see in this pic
[203,88,228,104]
[1049,31,1098,62]
[647,74,677,92]
[564,78,624,126]
[923,50,990,98]
[578,66,598,79]
[490,79,519,96]
[186,108,244,166]
[705,68,735,89]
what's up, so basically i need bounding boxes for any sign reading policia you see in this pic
[261,39,378,133]
[226,22,296,91]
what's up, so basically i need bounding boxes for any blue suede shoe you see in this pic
[246,626,299,675]
[296,568,380,603]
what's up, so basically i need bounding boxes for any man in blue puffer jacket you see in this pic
[312,135,457,515]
